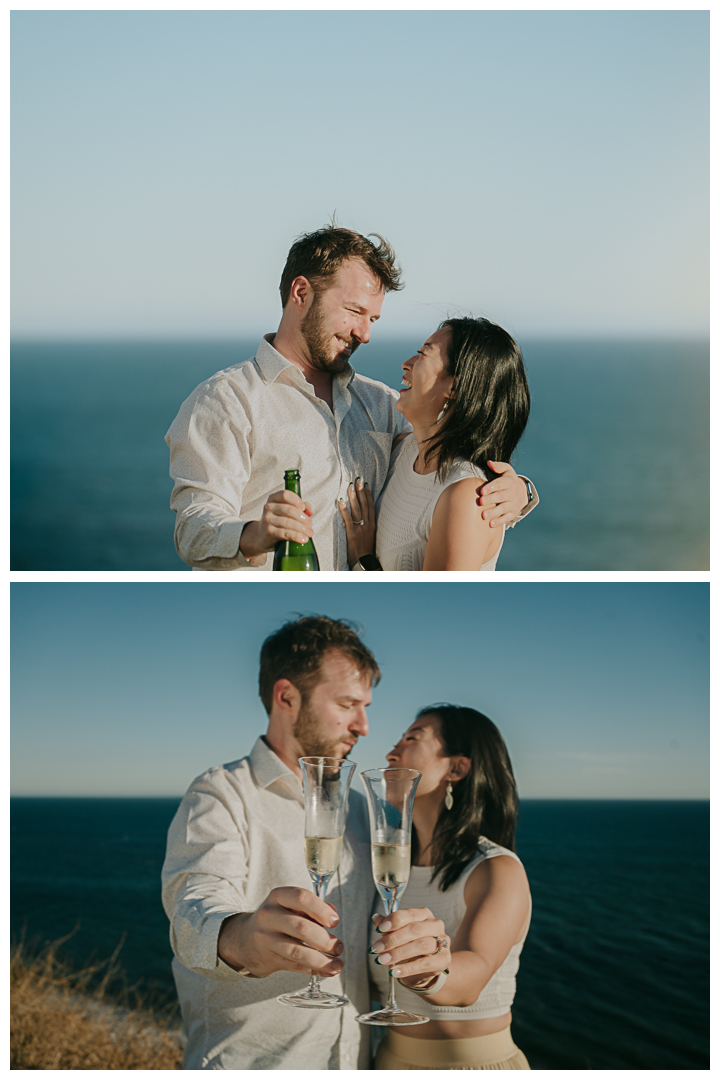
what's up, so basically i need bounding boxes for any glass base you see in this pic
[277,989,349,1009]
[355,1007,430,1026]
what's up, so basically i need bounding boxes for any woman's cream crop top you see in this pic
[369,838,530,1021]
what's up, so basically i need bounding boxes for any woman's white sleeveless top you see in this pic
[374,435,504,571]
[370,838,530,1021]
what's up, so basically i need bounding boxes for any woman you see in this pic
[339,317,532,570]
[368,705,531,1070]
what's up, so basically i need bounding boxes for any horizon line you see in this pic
[9,793,710,802]
[10,331,711,346]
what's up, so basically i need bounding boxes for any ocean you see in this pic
[10,338,709,571]
[10,797,709,1070]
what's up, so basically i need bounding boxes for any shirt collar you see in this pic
[248,735,302,799]
[255,333,356,392]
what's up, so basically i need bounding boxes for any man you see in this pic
[162,615,381,1069]
[165,225,536,570]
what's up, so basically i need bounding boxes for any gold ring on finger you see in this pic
[352,519,365,526]
[432,936,449,954]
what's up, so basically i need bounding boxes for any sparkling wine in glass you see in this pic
[355,767,429,1026]
[277,756,356,1009]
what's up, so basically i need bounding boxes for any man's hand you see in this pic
[476,462,527,527]
[217,887,344,978]
[239,491,314,560]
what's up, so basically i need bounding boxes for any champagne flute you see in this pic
[277,756,356,1009]
[355,767,429,1026]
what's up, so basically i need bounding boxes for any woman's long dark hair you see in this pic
[417,704,519,891]
[423,317,530,482]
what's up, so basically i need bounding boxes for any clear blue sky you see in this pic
[11,582,709,799]
[11,9,708,340]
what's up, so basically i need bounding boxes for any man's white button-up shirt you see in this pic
[162,737,376,1070]
[165,335,409,571]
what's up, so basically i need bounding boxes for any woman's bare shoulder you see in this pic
[451,852,530,955]
[463,852,528,905]
[438,474,484,505]
[423,476,498,570]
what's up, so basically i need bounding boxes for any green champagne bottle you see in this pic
[272,470,320,571]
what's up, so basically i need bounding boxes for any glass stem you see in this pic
[308,874,329,997]
[384,893,398,1012]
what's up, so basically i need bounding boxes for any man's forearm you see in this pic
[217,912,254,971]
[173,508,255,569]
[238,520,272,561]
[167,899,249,981]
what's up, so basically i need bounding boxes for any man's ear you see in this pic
[272,678,302,720]
[289,275,313,312]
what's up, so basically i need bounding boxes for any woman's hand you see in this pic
[369,908,451,989]
[338,478,377,567]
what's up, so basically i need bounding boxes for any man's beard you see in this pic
[300,296,359,374]
[294,700,355,759]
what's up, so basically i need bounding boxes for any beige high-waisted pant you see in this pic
[374,1027,531,1070]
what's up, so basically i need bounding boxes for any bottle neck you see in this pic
[284,473,301,497]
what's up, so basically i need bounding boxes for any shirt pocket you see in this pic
[350,431,394,500]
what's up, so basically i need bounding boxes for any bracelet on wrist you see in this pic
[402,968,450,995]
[352,553,382,571]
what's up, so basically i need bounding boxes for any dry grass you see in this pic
[10,933,184,1070]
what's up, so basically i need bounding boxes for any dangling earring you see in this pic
[436,400,450,424]
[445,781,454,811]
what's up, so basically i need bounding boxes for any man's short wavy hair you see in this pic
[258,614,381,714]
[279,225,404,307]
